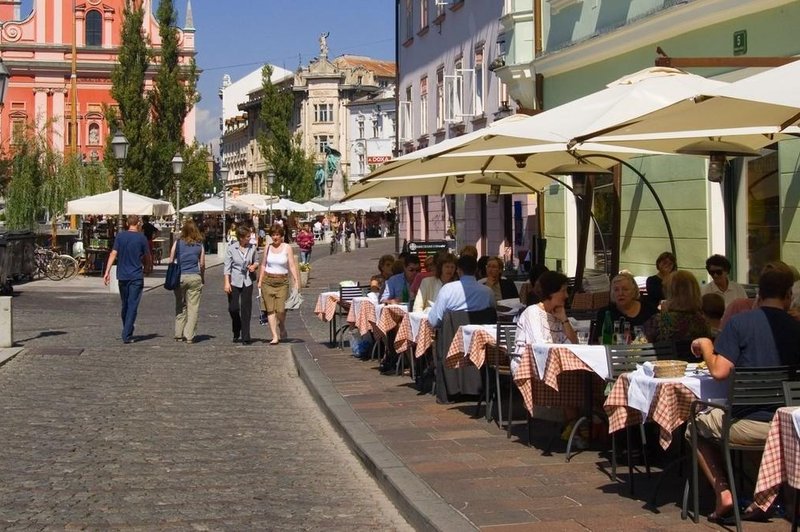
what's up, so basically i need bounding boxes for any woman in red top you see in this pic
[295,223,315,264]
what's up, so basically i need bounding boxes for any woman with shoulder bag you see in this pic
[169,218,205,343]
[223,225,259,344]
[257,224,301,345]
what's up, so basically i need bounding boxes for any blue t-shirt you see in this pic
[715,307,800,368]
[112,230,149,281]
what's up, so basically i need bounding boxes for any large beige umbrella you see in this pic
[571,60,800,151]
[435,67,728,162]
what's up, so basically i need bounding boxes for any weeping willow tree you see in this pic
[6,121,111,238]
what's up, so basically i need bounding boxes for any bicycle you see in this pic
[33,245,77,281]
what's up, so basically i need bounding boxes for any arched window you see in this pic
[85,10,102,46]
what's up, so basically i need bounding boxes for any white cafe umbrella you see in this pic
[66,189,175,216]
[329,197,396,212]
[295,200,328,213]
[180,196,251,214]
[571,60,800,152]
[437,67,729,161]
[269,198,305,212]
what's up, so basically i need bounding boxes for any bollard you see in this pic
[0,296,12,347]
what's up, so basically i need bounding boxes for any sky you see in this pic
[19,0,396,150]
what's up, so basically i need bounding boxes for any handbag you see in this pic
[164,240,181,290]
[285,287,304,310]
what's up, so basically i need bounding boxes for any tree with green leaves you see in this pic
[150,0,198,201]
[175,141,213,210]
[107,0,151,196]
[257,65,316,203]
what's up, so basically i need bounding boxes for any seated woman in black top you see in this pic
[645,251,676,308]
[593,272,658,343]
[479,256,519,303]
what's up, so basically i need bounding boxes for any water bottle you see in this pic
[601,311,613,345]
[401,283,409,304]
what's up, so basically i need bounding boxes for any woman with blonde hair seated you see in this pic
[645,270,711,344]
[413,253,457,311]
[592,272,657,343]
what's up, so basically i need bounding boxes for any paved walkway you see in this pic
[3,238,790,530]
[0,257,410,530]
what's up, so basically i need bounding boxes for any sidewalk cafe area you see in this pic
[303,239,797,531]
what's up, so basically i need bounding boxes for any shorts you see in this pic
[689,408,771,446]
[261,275,289,313]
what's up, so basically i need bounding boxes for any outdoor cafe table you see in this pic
[314,291,339,322]
[346,296,380,336]
[376,304,408,337]
[514,344,608,417]
[604,370,728,449]
[752,406,800,513]
[444,324,499,369]
[394,310,435,357]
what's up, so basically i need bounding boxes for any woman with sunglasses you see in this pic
[701,254,747,308]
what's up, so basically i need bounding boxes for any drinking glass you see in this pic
[577,331,589,344]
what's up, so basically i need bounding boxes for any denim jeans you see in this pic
[118,278,144,342]
[299,249,311,264]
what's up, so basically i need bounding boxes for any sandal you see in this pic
[707,507,733,524]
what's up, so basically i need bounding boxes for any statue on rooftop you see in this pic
[319,32,329,58]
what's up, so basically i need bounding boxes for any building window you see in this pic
[436,0,446,17]
[11,119,25,144]
[315,135,331,153]
[445,58,464,122]
[435,66,444,130]
[419,76,428,136]
[474,46,484,115]
[419,0,429,28]
[314,103,333,123]
[357,116,365,139]
[405,0,413,41]
[358,153,366,175]
[85,10,102,46]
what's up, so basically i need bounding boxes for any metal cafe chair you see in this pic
[332,285,368,350]
[605,343,669,494]
[683,366,792,532]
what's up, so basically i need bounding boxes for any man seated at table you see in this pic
[380,254,420,306]
[690,267,800,522]
[427,255,495,329]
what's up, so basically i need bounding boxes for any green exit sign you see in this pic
[733,30,747,55]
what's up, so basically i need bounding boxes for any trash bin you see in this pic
[0,230,36,294]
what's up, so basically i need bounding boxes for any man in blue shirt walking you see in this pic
[103,215,151,344]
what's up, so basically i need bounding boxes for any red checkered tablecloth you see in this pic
[377,305,407,337]
[394,313,434,356]
[444,327,499,369]
[752,406,800,512]
[603,374,698,449]
[314,292,339,322]
[351,300,377,336]
[513,346,604,417]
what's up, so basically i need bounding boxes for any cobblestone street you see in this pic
[0,267,411,530]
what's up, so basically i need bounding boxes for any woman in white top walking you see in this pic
[257,224,301,344]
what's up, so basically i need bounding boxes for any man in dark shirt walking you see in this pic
[103,215,151,344]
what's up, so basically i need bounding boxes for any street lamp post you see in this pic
[220,164,229,245]
[111,130,129,231]
[267,170,275,226]
[171,153,184,228]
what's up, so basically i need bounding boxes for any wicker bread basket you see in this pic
[653,360,688,378]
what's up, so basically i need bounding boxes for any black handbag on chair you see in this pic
[164,240,181,290]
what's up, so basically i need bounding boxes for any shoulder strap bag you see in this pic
[164,239,181,290]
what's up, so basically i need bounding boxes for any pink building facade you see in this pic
[0,0,196,160]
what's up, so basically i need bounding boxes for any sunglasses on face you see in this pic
[708,269,725,276]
